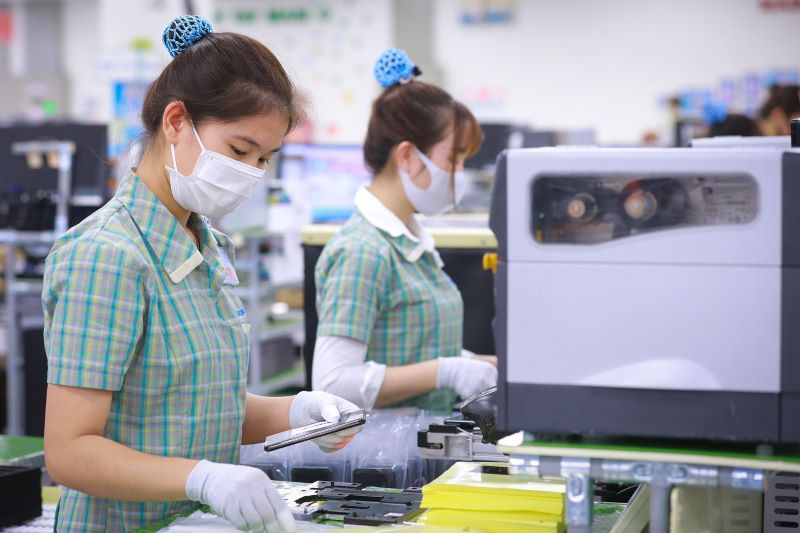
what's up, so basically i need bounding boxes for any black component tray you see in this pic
[0,465,42,527]
[293,481,423,525]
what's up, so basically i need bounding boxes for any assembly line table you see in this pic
[141,481,626,533]
[0,434,44,467]
[497,432,800,533]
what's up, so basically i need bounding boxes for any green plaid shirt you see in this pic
[43,175,249,532]
[316,210,463,411]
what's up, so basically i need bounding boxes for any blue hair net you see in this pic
[162,15,213,59]
[374,48,421,89]
[703,100,728,125]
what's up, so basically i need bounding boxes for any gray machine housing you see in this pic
[489,147,800,443]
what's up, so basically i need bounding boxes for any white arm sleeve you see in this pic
[312,336,387,409]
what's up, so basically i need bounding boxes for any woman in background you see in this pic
[312,49,497,412]
[759,84,800,136]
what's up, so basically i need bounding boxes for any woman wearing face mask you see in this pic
[312,49,498,412]
[42,16,360,533]
[759,84,800,136]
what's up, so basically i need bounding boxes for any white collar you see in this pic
[354,186,442,265]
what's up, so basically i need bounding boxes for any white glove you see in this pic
[186,460,296,533]
[436,357,498,400]
[289,391,363,453]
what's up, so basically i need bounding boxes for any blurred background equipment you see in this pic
[277,143,371,224]
[0,123,109,231]
[0,122,110,437]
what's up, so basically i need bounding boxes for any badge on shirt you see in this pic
[237,307,251,335]
[218,248,240,286]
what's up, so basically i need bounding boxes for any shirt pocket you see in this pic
[218,288,251,333]
[217,287,251,381]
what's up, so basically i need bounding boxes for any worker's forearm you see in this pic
[241,393,294,444]
[374,359,439,407]
[48,435,197,502]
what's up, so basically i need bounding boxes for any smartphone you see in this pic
[263,409,367,452]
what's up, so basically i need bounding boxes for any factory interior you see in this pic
[1,1,800,532]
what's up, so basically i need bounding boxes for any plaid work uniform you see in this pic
[43,175,249,532]
[316,211,463,411]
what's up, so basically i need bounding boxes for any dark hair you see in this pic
[708,114,762,137]
[141,31,304,147]
[363,80,482,175]
[759,84,800,120]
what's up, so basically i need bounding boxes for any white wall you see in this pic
[432,0,800,144]
[62,0,214,123]
[216,0,392,144]
[61,0,390,145]
[61,1,800,145]
[62,0,101,121]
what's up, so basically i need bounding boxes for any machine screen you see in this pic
[531,174,757,244]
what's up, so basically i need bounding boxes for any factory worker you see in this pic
[42,16,360,533]
[312,49,498,412]
[759,84,800,136]
[703,100,762,137]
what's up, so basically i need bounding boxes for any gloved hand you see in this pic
[288,391,363,453]
[186,460,295,533]
[436,357,498,400]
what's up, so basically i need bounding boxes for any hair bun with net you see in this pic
[374,48,422,89]
[703,100,728,125]
[162,15,213,58]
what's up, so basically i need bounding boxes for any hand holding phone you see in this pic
[264,409,367,452]
[284,390,365,452]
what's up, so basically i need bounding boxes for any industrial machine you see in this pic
[0,123,109,231]
[0,123,109,435]
[691,135,790,149]
[489,145,800,443]
[417,387,508,463]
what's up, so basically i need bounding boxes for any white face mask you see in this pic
[398,146,467,217]
[165,124,265,219]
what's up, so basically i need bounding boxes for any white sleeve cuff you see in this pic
[312,335,386,410]
[359,361,387,409]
